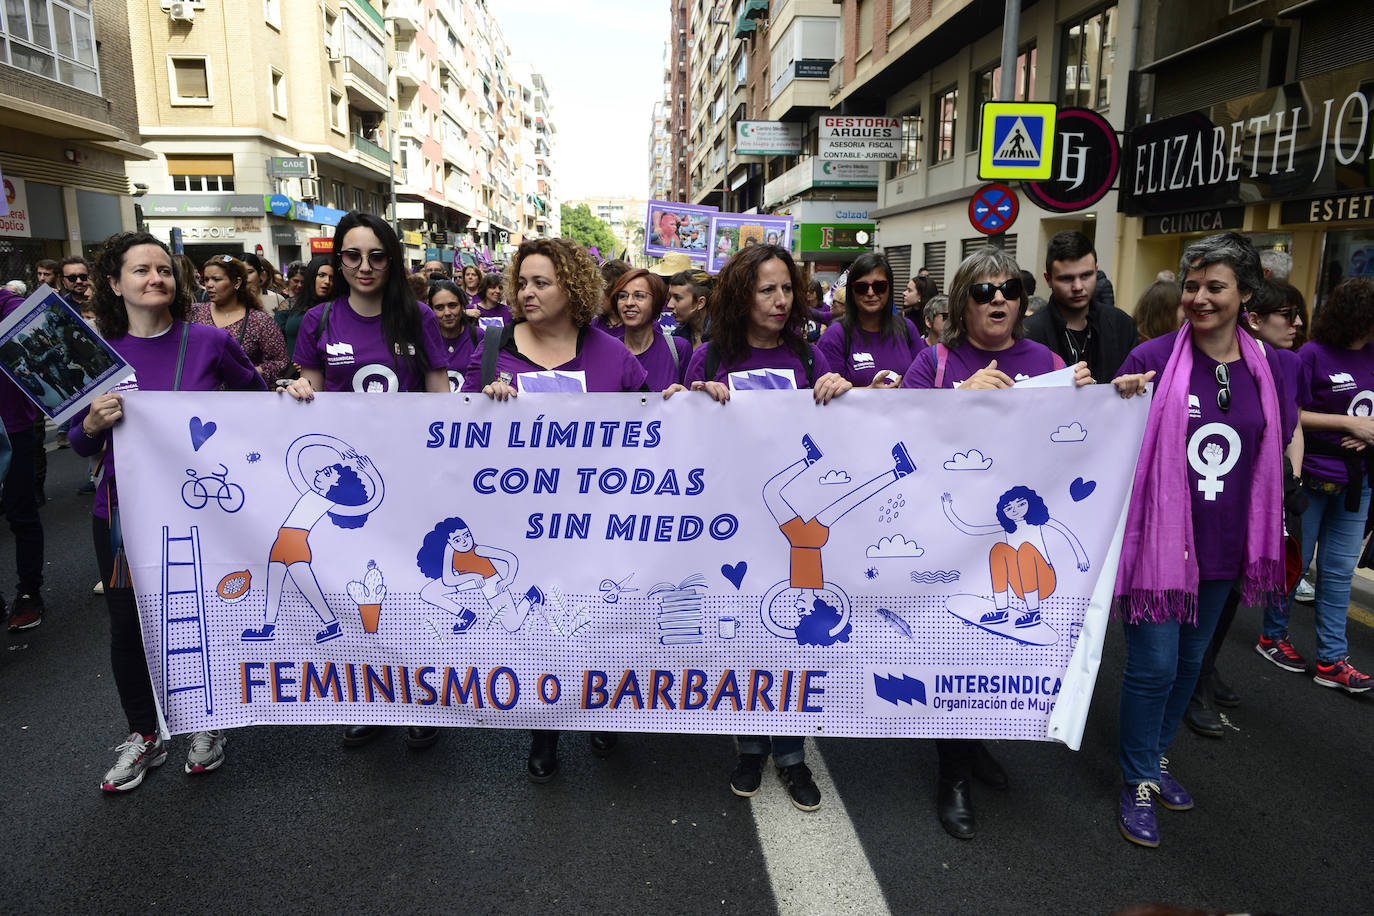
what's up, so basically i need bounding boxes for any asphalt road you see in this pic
[2,447,1371,915]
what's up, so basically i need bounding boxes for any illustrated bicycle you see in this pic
[181,464,246,513]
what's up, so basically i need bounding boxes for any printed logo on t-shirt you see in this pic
[1188,394,1201,419]
[325,341,354,359]
[352,364,399,393]
[1348,390,1374,417]
[1013,373,1030,382]
[1330,372,1356,392]
[1187,422,1241,501]
[447,369,462,392]
[851,351,875,371]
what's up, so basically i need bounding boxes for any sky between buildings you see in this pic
[491,0,665,202]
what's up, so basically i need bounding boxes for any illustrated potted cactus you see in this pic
[346,561,387,634]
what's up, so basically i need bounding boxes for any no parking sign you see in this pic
[968,183,1019,235]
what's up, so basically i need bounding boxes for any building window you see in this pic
[887,111,921,179]
[857,0,874,59]
[167,156,236,192]
[332,181,347,210]
[353,188,366,212]
[891,0,912,26]
[971,45,1037,150]
[263,0,280,28]
[932,86,957,164]
[168,55,211,105]
[330,90,345,132]
[270,69,287,118]
[922,241,947,291]
[0,0,101,93]
[1060,4,1117,111]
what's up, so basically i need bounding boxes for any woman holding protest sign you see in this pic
[71,231,273,792]
[193,254,287,383]
[464,237,647,782]
[282,211,449,751]
[1110,232,1289,848]
[899,246,1088,840]
[817,252,926,388]
[608,268,691,391]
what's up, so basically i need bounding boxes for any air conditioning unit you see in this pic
[168,1,194,21]
[326,41,342,61]
[299,178,319,200]
[302,153,318,178]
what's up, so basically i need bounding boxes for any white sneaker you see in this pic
[185,730,226,774]
[1293,578,1316,604]
[100,732,167,792]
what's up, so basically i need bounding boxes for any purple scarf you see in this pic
[1113,324,1285,624]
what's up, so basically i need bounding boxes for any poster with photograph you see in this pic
[0,285,133,424]
[706,213,795,273]
[643,200,717,260]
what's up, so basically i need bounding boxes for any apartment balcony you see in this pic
[394,53,421,89]
[352,132,391,165]
[344,58,387,112]
[386,0,421,32]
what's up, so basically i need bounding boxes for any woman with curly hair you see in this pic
[1133,280,1182,343]
[67,231,273,792]
[193,254,288,382]
[1258,276,1374,695]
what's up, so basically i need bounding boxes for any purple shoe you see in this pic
[1152,757,1194,811]
[1119,783,1160,847]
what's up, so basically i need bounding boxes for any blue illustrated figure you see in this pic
[760,434,916,644]
[941,486,1089,628]
[415,516,544,632]
[242,434,384,644]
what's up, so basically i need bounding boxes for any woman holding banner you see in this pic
[899,246,1088,840]
[71,231,270,792]
[464,236,647,782]
[608,268,691,391]
[1110,232,1289,848]
[817,252,926,388]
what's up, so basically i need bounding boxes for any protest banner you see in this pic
[114,387,1149,748]
[644,200,715,261]
[0,285,132,424]
[706,213,795,273]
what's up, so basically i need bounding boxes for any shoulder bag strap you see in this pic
[934,343,948,389]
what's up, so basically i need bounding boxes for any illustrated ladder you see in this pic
[161,525,213,716]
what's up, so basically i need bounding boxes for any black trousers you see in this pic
[93,513,158,736]
[3,427,44,597]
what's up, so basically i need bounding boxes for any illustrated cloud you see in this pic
[942,449,993,471]
[866,535,925,558]
[1050,422,1087,443]
[819,469,852,485]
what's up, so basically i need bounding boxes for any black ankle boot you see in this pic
[937,777,976,839]
[528,730,559,783]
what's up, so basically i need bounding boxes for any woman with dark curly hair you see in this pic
[68,231,272,793]
[1258,276,1374,696]
[1133,280,1182,343]
[193,254,287,382]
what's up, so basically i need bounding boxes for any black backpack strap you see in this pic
[468,323,481,347]
[801,341,816,388]
[315,300,332,348]
[172,321,190,391]
[704,340,719,384]
[480,323,504,387]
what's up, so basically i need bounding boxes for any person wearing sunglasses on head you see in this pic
[1110,232,1291,849]
[817,252,926,389]
[897,247,1089,841]
[283,211,450,752]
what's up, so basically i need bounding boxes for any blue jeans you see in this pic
[1118,579,1233,786]
[1263,484,1368,662]
[738,735,805,767]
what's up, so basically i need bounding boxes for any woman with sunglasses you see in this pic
[288,211,449,751]
[608,268,691,391]
[896,247,1086,840]
[1110,232,1290,848]
[194,254,288,383]
[1256,277,1374,696]
[817,252,925,388]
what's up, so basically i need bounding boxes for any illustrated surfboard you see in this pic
[945,593,1060,646]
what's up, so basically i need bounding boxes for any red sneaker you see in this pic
[1313,657,1373,693]
[1255,634,1306,673]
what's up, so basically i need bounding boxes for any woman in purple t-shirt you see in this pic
[1258,277,1374,695]
[71,232,271,793]
[429,280,480,392]
[1111,232,1287,849]
[608,268,691,391]
[469,272,514,326]
[193,254,287,383]
[459,264,482,309]
[817,251,926,388]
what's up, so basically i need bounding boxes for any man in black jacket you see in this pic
[1026,231,1137,382]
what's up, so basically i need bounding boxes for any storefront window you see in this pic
[1317,229,1374,309]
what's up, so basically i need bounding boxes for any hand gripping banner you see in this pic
[114,388,1149,748]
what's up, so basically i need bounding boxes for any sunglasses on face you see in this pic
[64,273,88,282]
[1214,362,1231,413]
[1273,306,1301,322]
[851,279,889,297]
[339,249,390,270]
[969,278,1022,304]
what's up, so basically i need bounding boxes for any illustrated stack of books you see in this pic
[649,574,708,645]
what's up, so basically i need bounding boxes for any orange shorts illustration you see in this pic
[780,516,830,589]
[268,527,312,566]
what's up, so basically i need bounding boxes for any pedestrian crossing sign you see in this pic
[978,102,1058,180]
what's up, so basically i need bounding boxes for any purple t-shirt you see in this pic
[1273,346,1301,446]
[459,323,649,393]
[295,296,447,393]
[632,331,692,391]
[682,342,833,389]
[0,290,40,432]
[1119,334,1289,580]
[441,329,480,392]
[817,319,928,386]
[1295,340,1374,484]
[900,338,1064,389]
[473,302,514,327]
[68,320,266,519]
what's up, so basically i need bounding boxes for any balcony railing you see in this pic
[352,132,392,164]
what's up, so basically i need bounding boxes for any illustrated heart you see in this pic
[1070,477,1096,501]
[190,416,217,452]
[721,562,747,590]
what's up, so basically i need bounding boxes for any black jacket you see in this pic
[1025,296,1137,382]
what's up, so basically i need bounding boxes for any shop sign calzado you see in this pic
[1121,62,1373,216]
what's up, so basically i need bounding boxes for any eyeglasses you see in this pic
[615,291,653,304]
[851,279,889,297]
[1214,362,1231,413]
[64,273,89,282]
[339,249,390,270]
[1275,306,1301,322]
[969,278,1023,304]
